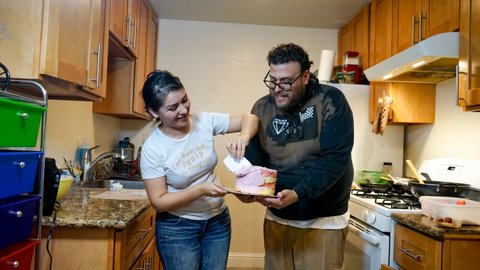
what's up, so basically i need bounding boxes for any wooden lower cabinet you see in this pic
[39,207,162,269]
[394,224,480,270]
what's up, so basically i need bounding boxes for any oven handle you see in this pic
[348,222,380,246]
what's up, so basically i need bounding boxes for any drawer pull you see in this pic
[137,227,152,240]
[17,161,26,168]
[9,210,23,218]
[400,247,421,261]
[19,112,29,119]
[10,260,20,268]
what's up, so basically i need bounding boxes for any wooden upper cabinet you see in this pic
[109,0,140,57]
[0,0,109,100]
[369,0,394,66]
[42,0,108,98]
[93,0,157,120]
[392,0,459,54]
[338,4,370,69]
[369,82,435,124]
[458,0,480,111]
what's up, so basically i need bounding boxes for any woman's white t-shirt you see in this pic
[141,112,229,220]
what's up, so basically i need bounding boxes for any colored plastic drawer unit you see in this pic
[0,240,39,270]
[0,195,40,249]
[0,151,43,199]
[0,98,46,148]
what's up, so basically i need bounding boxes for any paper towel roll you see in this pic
[318,50,335,82]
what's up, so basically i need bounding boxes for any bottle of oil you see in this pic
[382,162,393,175]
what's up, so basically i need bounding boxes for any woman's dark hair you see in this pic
[267,43,313,72]
[142,70,184,114]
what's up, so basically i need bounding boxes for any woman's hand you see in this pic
[226,134,250,161]
[197,182,228,197]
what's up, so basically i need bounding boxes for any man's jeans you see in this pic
[155,208,231,270]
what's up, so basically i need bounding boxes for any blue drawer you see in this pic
[0,195,40,249]
[0,151,43,199]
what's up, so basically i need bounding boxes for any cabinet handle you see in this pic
[17,161,26,168]
[400,247,421,261]
[147,255,152,270]
[411,15,416,46]
[9,210,23,218]
[137,227,152,240]
[132,18,137,49]
[125,16,131,47]
[18,112,29,119]
[132,260,147,270]
[418,11,427,42]
[89,43,101,88]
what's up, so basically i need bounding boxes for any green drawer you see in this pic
[0,98,46,147]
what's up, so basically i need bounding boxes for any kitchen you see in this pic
[1,0,480,269]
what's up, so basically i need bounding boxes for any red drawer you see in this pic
[0,240,38,270]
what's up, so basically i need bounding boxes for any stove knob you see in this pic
[362,210,376,224]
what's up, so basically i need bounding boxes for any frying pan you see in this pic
[359,183,391,193]
[409,172,471,198]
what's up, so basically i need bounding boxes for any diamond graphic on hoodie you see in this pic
[272,118,289,135]
[268,106,317,146]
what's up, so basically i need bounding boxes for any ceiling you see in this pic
[148,0,370,29]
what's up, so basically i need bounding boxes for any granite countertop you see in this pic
[41,186,151,229]
[392,213,480,240]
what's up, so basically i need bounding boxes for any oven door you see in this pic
[344,217,390,270]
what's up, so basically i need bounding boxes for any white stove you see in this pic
[345,158,480,270]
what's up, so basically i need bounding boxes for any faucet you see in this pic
[81,145,123,182]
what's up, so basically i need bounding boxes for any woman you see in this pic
[140,70,258,270]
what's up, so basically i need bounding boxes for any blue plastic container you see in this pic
[0,151,43,199]
[0,195,40,249]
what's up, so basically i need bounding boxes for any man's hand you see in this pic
[256,189,298,209]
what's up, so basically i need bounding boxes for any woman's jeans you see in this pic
[155,208,231,270]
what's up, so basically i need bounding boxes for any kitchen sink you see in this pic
[81,179,145,190]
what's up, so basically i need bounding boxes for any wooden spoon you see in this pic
[406,159,425,184]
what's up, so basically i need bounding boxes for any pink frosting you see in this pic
[235,165,276,195]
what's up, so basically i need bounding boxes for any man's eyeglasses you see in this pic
[263,71,303,91]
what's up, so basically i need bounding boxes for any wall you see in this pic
[405,79,480,175]
[44,100,122,168]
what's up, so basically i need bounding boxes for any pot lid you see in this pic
[418,159,480,189]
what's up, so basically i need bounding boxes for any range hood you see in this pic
[364,32,459,84]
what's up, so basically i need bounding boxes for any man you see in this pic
[244,43,354,270]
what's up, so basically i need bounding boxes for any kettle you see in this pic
[116,137,135,161]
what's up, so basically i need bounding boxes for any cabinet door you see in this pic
[394,224,442,270]
[133,0,149,117]
[109,0,139,58]
[427,0,460,37]
[458,0,480,110]
[338,5,370,69]
[42,0,107,97]
[130,239,156,270]
[0,0,43,79]
[369,0,394,66]
[110,0,129,45]
[338,24,354,66]
[392,0,423,54]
